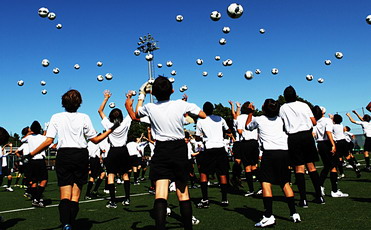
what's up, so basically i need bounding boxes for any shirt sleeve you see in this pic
[184,101,201,116]
[304,104,314,117]
[21,136,29,143]
[222,118,229,130]
[46,115,58,139]
[246,118,259,131]
[325,119,334,133]
[139,116,150,124]
[101,117,113,130]
[84,115,98,140]
[137,105,149,118]
[237,116,246,130]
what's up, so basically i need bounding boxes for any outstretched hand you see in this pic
[103,90,112,99]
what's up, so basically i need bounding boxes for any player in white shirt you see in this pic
[28,90,116,230]
[0,142,13,192]
[346,111,371,171]
[0,127,10,224]
[279,86,324,207]
[246,99,301,227]
[312,106,348,198]
[14,127,32,196]
[126,76,206,230]
[343,126,360,167]
[127,137,143,188]
[196,101,231,208]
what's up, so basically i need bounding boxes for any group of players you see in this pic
[0,76,370,229]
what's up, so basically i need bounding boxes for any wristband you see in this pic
[138,94,146,100]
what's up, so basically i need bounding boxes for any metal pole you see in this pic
[147,51,154,103]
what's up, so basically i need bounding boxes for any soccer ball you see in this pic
[210,11,221,21]
[40,80,46,86]
[202,71,208,76]
[56,24,62,29]
[318,78,324,83]
[109,102,116,108]
[271,68,278,75]
[217,72,223,78]
[41,59,49,67]
[215,56,221,61]
[244,71,254,80]
[222,60,228,66]
[259,28,265,34]
[324,60,331,65]
[366,15,371,25]
[74,64,80,70]
[306,74,314,81]
[179,87,185,93]
[38,7,49,18]
[226,59,233,66]
[17,80,24,86]
[105,73,113,80]
[335,52,343,59]
[219,38,227,45]
[171,70,177,76]
[180,85,188,92]
[223,27,231,34]
[145,53,153,61]
[53,68,60,74]
[255,69,261,74]
[168,77,175,83]
[48,12,56,20]
[129,90,137,96]
[41,89,47,95]
[157,63,163,68]
[97,75,104,81]
[196,59,203,65]
[227,3,244,19]
[176,15,183,22]
[166,61,173,67]
[134,50,141,56]
[97,61,103,67]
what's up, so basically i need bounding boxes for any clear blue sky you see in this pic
[0,0,370,136]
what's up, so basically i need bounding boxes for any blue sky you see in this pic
[0,0,370,136]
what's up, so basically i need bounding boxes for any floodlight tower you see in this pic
[137,34,159,103]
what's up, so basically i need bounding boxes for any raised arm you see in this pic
[29,137,54,157]
[98,90,112,119]
[326,131,336,154]
[236,102,241,116]
[352,110,363,121]
[125,92,140,121]
[245,103,255,129]
[229,100,237,120]
[346,112,358,124]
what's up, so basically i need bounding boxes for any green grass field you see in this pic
[1,157,370,230]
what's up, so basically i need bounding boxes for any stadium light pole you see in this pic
[136,34,159,103]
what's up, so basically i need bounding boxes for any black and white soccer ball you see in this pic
[157,63,163,68]
[271,68,278,75]
[226,59,233,66]
[145,54,154,61]
[210,11,221,21]
[17,80,24,86]
[105,73,113,80]
[196,59,203,65]
[134,50,141,56]
[306,74,314,81]
[176,15,184,22]
[42,59,49,67]
[335,52,343,59]
[41,89,47,95]
[366,15,371,25]
[48,12,56,20]
[166,61,173,67]
[227,3,244,19]
[255,69,261,74]
[222,60,228,66]
[259,28,265,34]
[217,72,223,78]
[223,27,231,34]
[74,64,80,70]
[219,38,227,45]
[244,71,254,80]
[109,102,116,108]
[168,77,175,83]
[180,85,188,92]
[215,56,221,61]
[97,61,103,67]
[171,70,177,76]
[97,75,104,81]
[53,68,60,74]
[38,7,49,18]
[318,78,324,83]
[324,60,331,65]
[202,71,208,76]
[40,80,46,86]
[56,24,62,29]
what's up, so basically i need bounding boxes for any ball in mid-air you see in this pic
[219,38,227,45]
[324,60,331,65]
[48,12,56,20]
[41,89,47,95]
[366,15,371,25]
[227,3,244,19]
[226,59,233,66]
[215,56,221,61]
[157,63,163,68]
[53,68,60,74]
[105,73,113,80]
[171,70,177,76]
[17,80,24,86]
[166,61,173,67]
[145,53,153,61]
[74,64,80,69]
[222,27,231,34]
[56,24,62,29]
[38,7,49,18]
[97,61,103,67]
[259,28,265,34]
[306,74,314,81]
[335,52,343,59]
[134,50,141,56]
[210,11,221,21]
[40,80,46,86]
[196,59,203,65]
[202,71,208,76]
[109,102,115,108]
[176,15,183,22]
[271,68,278,75]
[217,72,223,78]
[255,69,261,74]
[97,75,104,81]
[244,71,254,80]
[42,59,49,67]
[168,77,175,83]
[318,78,324,83]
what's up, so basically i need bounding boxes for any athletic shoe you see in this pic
[221,200,229,207]
[103,189,110,194]
[106,201,117,208]
[244,191,254,197]
[337,174,345,180]
[331,190,349,198]
[255,215,275,227]
[356,169,361,178]
[196,199,209,208]
[320,186,325,196]
[62,224,72,230]
[116,179,122,184]
[346,164,353,169]
[6,187,13,192]
[298,199,308,208]
[312,196,325,205]
[38,200,45,208]
[32,199,42,207]
[356,163,361,167]
[256,188,263,196]
[133,181,140,186]
[192,216,200,225]
[140,177,146,181]
[122,198,130,206]
[24,192,31,199]
[85,196,92,200]
[189,185,198,189]
[148,187,155,195]
[290,213,301,223]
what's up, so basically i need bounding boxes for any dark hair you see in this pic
[241,101,254,114]
[62,89,82,112]
[203,102,214,116]
[363,114,371,122]
[345,126,351,132]
[108,108,123,123]
[30,121,42,134]
[312,105,323,121]
[333,114,343,124]
[0,127,10,146]
[21,126,29,136]
[262,99,280,118]
[185,131,190,139]
[283,86,297,103]
[152,76,173,101]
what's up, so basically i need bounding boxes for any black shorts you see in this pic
[89,157,103,178]
[188,159,195,173]
[240,140,260,166]
[1,167,10,176]
[335,139,349,157]
[29,159,48,182]
[317,141,339,168]
[259,150,290,186]
[364,137,371,151]
[288,130,319,166]
[139,157,148,168]
[23,163,31,178]
[56,148,89,187]
[128,156,140,168]
[232,141,242,159]
[150,140,189,182]
[347,141,354,152]
[199,147,229,175]
[105,146,130,174]
[18,164,25,174]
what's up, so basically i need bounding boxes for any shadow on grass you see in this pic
[41,217,119,230]
[224,205,291,223]
[0,218,26,230]
[351,197,371,203]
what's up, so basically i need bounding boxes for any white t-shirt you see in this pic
[137,99,201,141]
[127,142,142,157]
[101,116,132,147]
[344,131,354,143]
[46,112,97,149]
[279,101,314,134]
[1,147,8,167]
[87,141,101,158]
[18,143,30,156]
[233,119,241,141]
[355,121,371,137]
[187,142,194,160]
[236,114,258,141]
[314,117,333,141]
[332,124,345,141]
[137,141,148,155]
[196,115,229,149]
[246,115,288,150]
[23,134,47,160]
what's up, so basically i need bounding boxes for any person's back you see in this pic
[197,114,228,149]
[279,101,313,134]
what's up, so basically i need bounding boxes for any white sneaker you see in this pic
[320,186,325,196]
[6,187,13,192]
[346,165,353,169]
[244,191,254,197]
[290,213,301,223]
[103,189,110,194]
[256,189,263,196]
[331,190,349,198]
[255,215,275,227]
[356,163,361,167]
[192,216,200,225]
